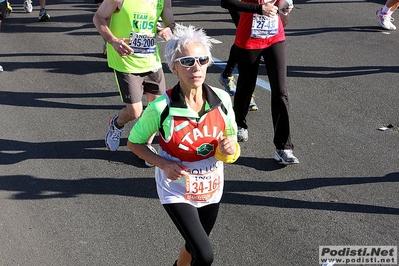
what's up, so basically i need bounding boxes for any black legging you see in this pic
[222,9,240,78]
[234,41,293,150]
[163,203,220,266]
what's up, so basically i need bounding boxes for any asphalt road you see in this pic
[0,0,398,265]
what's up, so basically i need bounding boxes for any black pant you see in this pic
[163,203,220,266]
[234,41,293,150]
[222,9,240,78]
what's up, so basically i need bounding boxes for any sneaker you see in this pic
[38,8,50,21]
[237,127,248,142]
[7,1,13,13]
[376,8,396,30]
[105,115,124,151]
[248,93,258,111]
[274,149,299,165]
[218,73,236,96]
[144,144,158,167]
[23,0,32,13]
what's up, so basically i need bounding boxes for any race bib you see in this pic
[185,170,221,202]
[250,14,279,39]
[129,32,156,55]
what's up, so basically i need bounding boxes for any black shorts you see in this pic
[114,68,166,104]
[94,0,102,4]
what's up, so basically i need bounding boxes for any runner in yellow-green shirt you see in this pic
[93,0,175,166]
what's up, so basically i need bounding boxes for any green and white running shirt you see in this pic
[129,84,238,207]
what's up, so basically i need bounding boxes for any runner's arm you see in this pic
[221,0,263,14]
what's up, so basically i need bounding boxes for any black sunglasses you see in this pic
[174,56,210,67]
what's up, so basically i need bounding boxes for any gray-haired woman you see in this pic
[127,25,240,266]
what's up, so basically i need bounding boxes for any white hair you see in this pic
[164,24,213,71]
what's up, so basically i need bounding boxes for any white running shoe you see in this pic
[274,149,299,165]
[237,127,248,142]
[376,8,396,30]
[23,0,33,13]
[105,115,124,151]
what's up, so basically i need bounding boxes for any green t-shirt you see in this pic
[107,0,163,73]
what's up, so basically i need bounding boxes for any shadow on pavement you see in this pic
[0,91,120,109]
[0,172,398,215]
[0,138,139,165]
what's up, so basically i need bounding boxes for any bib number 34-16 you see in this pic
[185,171,220,202]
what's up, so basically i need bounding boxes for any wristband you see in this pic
[215,141,241,163]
